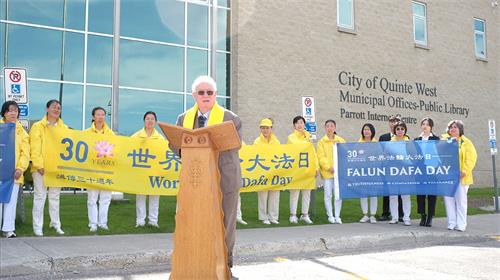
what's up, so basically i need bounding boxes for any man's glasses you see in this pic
[197,90,214,96]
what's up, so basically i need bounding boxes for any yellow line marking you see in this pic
[273,257,290,262]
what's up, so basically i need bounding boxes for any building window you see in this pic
[474,18,486,59]
[337,0,354,30]
[412,1,427,46]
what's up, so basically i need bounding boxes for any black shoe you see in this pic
[419,214,427,226]
[378,215,390,221]
[425,215,433,227]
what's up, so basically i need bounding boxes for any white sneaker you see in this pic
[55,227,65,235]
[359,215,370,223]
[270,219,279,224]
[369,216,377,224]
[34,230,43,236]
[328,216,336,224]
[98,224,109,230]
[237,218,247,225]
[289,215,298,224]
[403,220,411,226]
[447,224,456,230]
[262,219,271,225]
[335,217,342,224]
[389,219,398,224]
[136,222,145,228]
[89,225,98,232]
[5,231,16,238]
[300,215,313,224]
[148,222,159,228]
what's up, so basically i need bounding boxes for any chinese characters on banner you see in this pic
[43,128,318,195]
[334,140,460,199]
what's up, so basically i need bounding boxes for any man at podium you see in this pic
[173,75,242,272]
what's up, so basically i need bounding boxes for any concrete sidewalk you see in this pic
[1,214,499,279]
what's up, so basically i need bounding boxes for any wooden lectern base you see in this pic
[169,132,230,280]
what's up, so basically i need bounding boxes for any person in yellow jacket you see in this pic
[30,99,68,236]
[358,123,378,224]
[254,118,281,225]
[442,120,477,232]
[131,111,165,228]
[0,101,30,238]
[287,116,314,224]
[389,121,412,226]
[317,120,346,224]
[85,107,114,232]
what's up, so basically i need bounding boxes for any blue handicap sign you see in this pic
[490,139,497,149]
[305,107,312,115]
[18,104,29,117]
[305,122,316,133]
[11,84,21,94]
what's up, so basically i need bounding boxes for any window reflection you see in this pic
[120,39,184,91]
[118,89,184,135]
[63,32,84,82]
[59,83,83,130]
[8,0,63,27]
[187,3,208,48]
[87,35,112,85]
[66,0,85,31]
[121,0,184,44]
[84,86,112,129]
[88,0,113,34]
[338,0,353,29]
[7,25,62,80]
[216,52,230,97]
[187,48,208,91]
[475,34,485,56]
[217,8,230,51]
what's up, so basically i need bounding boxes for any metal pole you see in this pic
[111,0,121,133]
[58,0,67,106]
[493,155,499,213]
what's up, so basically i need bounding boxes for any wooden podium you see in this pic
[158,121,241,280]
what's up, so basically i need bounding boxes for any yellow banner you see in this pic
[44,129,317,195]
[239,143,317,192]
[44,128,180,195]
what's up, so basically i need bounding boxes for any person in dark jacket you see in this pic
[414,117,440,227]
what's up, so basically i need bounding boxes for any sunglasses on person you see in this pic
[396,127,406,131]
[197,90,214,96]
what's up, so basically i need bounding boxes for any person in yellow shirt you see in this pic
[30,99,68,236]
[389,121,411,226]
[358,123,378,224]
[0,101,30,238]
[253,118,281,225]
[317,120,346,224]
[442,120,477,232]
[131,111,165,228]
[85,107,114,232]
[287,116,314,224]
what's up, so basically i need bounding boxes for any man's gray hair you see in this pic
[191,75,217,93]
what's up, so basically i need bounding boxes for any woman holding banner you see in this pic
[389,121,412,226]
[30,99,68,236]
[85,107,114,232]
[0,101,30,238]
[131,111,163,228]
[442,120,477,232]
[317,120,346,224]
[287,116,314,224]
[415,118,440,227]
[358,123,378,224]
[254,118,281,225]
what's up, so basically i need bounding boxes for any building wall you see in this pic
[232,0,500,186]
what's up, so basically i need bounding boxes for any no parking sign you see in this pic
[3,68,28,103]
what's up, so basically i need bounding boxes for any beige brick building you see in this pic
[231,0,500,187]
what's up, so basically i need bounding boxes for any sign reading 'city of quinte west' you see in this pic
[336,71,471,124]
